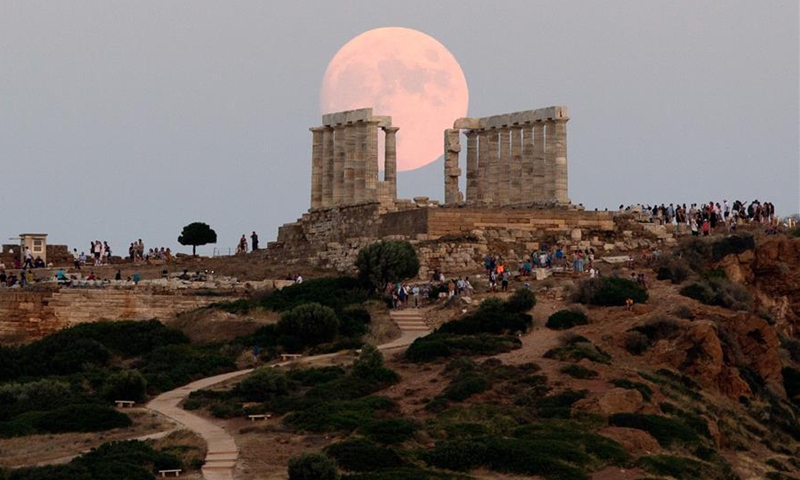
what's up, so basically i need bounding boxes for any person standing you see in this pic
[251,231,259,251]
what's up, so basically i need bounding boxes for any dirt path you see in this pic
[146,311,430,480]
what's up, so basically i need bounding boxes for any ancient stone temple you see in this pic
[443,106,569,206]
[308,108,399,209]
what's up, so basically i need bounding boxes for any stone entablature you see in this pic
[445,106,569,206]
[310,108,399,210]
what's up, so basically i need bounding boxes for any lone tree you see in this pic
[355,240,420,291]
[178,222,217,256]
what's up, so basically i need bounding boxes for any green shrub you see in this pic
[288,366,346,386]
[233,368,288,402]
[438,299,532,335]
[277,303,340,349]
[655,255,694,284]
[139,344,236,392]
[608,413,700,447]
[325,438,405,471]
[443,375,491,402]
[361,418,417,444]
[505,288,536,313]
[263,276,370,313]
[0,379,75,420]
[544,335,612,364]
[680,279,753,311]
[288,452,340,480]
[638,455,705,479]
[531,389,587,418]
[0,404,131,438]
[782,366,800,401]
[339,307,371,338]
[404,333,521,363]
[355,241,420,291]
[571,277,648,306]
[560,364,597,379]
[610,379,653,402]
[284,396,396,433]
[546,310,589,330]
[103,370,147,403]
[632,316,682,343]
[352,345,398,384]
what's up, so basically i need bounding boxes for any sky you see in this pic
[1,1,798,256]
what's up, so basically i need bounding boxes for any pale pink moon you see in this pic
[320,27,469,172]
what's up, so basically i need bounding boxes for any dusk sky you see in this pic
[1,1,797,256]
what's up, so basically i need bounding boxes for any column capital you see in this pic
[464,129,479,138]
[309,126,327,132]
[382,126,400,134]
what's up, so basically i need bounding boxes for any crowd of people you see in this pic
[620,199,781,235]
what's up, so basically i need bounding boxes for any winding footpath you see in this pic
[146,309,430,480]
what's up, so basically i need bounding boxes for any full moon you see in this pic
[321,27,469,172]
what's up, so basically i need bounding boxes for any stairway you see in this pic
[389,309,431,333]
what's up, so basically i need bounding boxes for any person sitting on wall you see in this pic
[33,256,45,268]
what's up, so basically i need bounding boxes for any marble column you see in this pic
[544,120,556,201]
[553,118,569,204]
[383,126,399,200]
[309,127,325,209]
[333,125,346,205]
[478,130,490,203]
[532,122,545,202]
[510,126,523,204]
[354,121,367,202]
[444,128,461,204]
[487,129,500,204]
[465,130,479,203]
[498,128,510,205]
[521,124,534,203]
[321,127,334,207]
[344,124,356,203]
[365,121,379,201]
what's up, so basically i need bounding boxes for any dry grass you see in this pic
[0,409,171,468]
[149,429,207,473]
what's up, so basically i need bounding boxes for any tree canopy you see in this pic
[178,222,217,256]
[355,241,420,291]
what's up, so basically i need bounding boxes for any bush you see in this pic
[623,331,650,355]
[438,299,532,335]
[140,344,236,392]
[233,368,288,402]
[571,277,648,307]
[261,277,371,313]
[655,255,694,284]
[277,303,340,349]
[546,310,589,330]
[608,413,699,447]
[355,241,420,291]
[361,418,417,444]
[559,364,597,379]
[103,370,147,403]
[288,452,340,480]
[638,455,705,479]
[443,375,491,402]
[325,438,405,472]
[783,366,800,401]
[680,279,753,311]
[1,404,131,437]
[284,396,396,433]
[339,307,371,338]
[505,288,536,313]
[632,316,682,343]
[610,379,653,402]
[405,333,521,363]
[544,335,612,365]
[0,379,75,421]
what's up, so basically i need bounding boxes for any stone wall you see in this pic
[0,287,234,344]
[267,203,668,278]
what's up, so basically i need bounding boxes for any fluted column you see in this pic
[554,118,569,204]
[487,129,499,204]
[510,126,523,204]
[321,127,334,207]
[478,130,489,203]
[383,126,399,200]
[521,124,534,203]
[498,128,510,205]
[333,125,346,205]
[465,130,479,203]
[365,121,379,201]
[544,120,556,201]
[444,129,461,204]
[309,127,325,209]
[533,122,545,202]
[354,121,367,202]
[344,125,356,203]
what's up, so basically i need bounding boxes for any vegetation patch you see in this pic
[679,278,753,311]
[608,413,700,447]
[638,455,706,479]
[546,309,589,330]
[544,334,612,364]
[405,333,520,363]
[325,438,406,472]
[571,277,648,307]
[610,379,653,402]
[560,364,598,379]
[438,295,533,336]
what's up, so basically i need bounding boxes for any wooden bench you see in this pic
[158,469,182,477]
[280,353,303,362]
[115,400,135,408]
[247,413,272,421]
